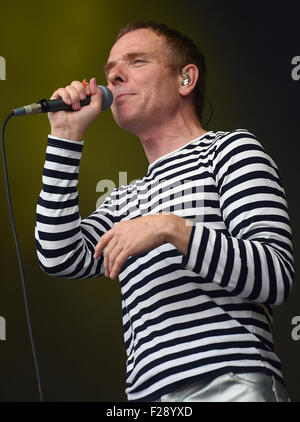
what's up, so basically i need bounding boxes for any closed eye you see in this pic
[133,59,145,65]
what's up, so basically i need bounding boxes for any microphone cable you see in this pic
[1,112,44,402]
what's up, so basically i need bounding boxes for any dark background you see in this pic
[0,0,299,402]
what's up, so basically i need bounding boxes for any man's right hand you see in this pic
[48,77,103,141]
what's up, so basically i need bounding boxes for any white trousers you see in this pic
[154,372,290,402]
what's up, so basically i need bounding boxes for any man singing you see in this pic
[35,22,294,402]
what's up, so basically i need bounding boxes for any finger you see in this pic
[110,250,128,280]
[107,242,124,276]
[102,235,120,276]
[94,230,114,259]
[103,247,109,277]
[101,235,118,276]
[71,80,87,101]
[50,87,72,104]
[89,77,99,95]
[84,81,91,96]
[66,85,82,110]
[89,77,103,108]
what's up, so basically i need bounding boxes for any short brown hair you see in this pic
[116,21,207,122]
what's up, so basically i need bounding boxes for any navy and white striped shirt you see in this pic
[35,129,294,401]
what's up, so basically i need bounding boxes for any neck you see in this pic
[137,109,208,165]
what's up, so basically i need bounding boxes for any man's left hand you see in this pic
[93,214,170,280]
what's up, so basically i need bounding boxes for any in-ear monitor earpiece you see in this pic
[181,73,191,86]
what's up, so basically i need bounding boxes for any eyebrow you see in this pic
[104,51,152,76]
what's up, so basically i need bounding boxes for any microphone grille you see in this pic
[98,85,113,111]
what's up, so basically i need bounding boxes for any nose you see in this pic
[107,62,127,86]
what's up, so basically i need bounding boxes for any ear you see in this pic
[178,64,199,97]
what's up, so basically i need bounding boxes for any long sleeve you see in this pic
[35,136,115,278]
[181,131,294,305]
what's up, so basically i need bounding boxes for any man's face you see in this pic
[105,29,181,135]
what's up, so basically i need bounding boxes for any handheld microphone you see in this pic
[12,85,113,117]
